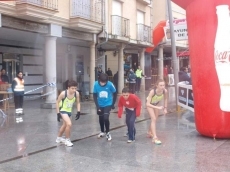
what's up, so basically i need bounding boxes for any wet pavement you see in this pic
[0,87,229,172]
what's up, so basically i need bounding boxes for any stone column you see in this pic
[41,36,57,109]
[158,45,164,79]
[139,48,145,92]
[118,43,125,94]
[89,42,96,99]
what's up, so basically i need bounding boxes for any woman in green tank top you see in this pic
[146,79,168,145]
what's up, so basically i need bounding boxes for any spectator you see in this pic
[97,67,103,79]
[1,69,9,83]
[132,62,137,72]
[163,65,169,85]
[127,69,136,94]
[178,67,192,84]
[113,71,118,93]
[168,66,173,74]
[106,68,113,76]
[135,65,146,92]
[12,71,24,115]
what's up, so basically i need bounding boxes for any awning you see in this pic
[145,20,166,53]
[177,51,190,57]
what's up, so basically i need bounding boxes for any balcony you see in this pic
[110,15,130,42]
[15,0,58,20]
[137,24,151,43]
[136,0,151,5]
[70,0,104,33]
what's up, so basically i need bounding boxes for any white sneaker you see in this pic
[97,132,105,138]
[127,140,135,143]
[65,139,73,147]
[56,137,66,143]
[106,132,112,141]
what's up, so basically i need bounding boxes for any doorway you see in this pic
[2,53,22,83]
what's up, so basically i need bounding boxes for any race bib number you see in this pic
[66,101,73,108]
[99,91,108,98]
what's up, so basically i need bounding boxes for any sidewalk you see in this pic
[0,88,229,172]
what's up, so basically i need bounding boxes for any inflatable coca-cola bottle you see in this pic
[214,5,230,112]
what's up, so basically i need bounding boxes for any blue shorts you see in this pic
[60,111,72,117]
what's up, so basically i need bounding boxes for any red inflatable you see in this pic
[173,0,230,138]
[146,21,166,53]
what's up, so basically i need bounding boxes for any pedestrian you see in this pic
[1,69,9,83]
[56,80,81,147]
[106,68,113,77]
[135,65,146,92]
[118,87,141,143]
[132,62,137,72]
[93,73,117,141]
[146,79,168,145]
[127,68,136,94]
[178,67,192,84]
[11,71,24,115]
[113,71,118,93]
[163,65,168,86]
[97,67,103,80]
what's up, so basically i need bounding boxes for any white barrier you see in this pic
[177,82,194,112]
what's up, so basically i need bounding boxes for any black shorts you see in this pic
[97,106,111,116]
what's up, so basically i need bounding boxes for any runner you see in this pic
[146,79,168,145]
[56,80,81,147]
[93,73,117,141]
[118,87,141,143]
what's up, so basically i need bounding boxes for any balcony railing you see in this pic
[137,24,151,43]
[136,0,151,5]
[70,0,104,23]
[16,0,58,10]
[111,15,130,37]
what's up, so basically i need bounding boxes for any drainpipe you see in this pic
[95,0,108,67]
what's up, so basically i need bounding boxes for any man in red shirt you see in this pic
[118,87,141,143]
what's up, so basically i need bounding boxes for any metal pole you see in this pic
[167,0,179,106]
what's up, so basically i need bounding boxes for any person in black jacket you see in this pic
[1,69,9,83]
[178,67,192,84]
[12,71,24,115]
[113,71,118,93]
[106,68,113,76]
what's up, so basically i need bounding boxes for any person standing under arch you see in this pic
[135,65,145,93]
[12,71,24,115]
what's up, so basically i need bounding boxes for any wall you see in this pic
[56,43,90,90]
[108,0,151,40]
[0,41,43,94]
[105,51,118,76]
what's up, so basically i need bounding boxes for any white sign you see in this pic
[164,19,188,41]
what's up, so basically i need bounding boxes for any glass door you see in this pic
[2,54,22,83]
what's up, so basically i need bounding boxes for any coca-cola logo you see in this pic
[215,50,230,63]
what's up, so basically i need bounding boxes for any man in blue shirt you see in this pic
[93,73,117,141]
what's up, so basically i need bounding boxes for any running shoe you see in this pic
[65,139,73,147]
[97,132,105,138]
[106,132,112,141]
[56,137,66,143]
[127,140,135,143]
[152,138,162,145]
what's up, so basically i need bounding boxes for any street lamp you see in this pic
[166,0,179,106]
